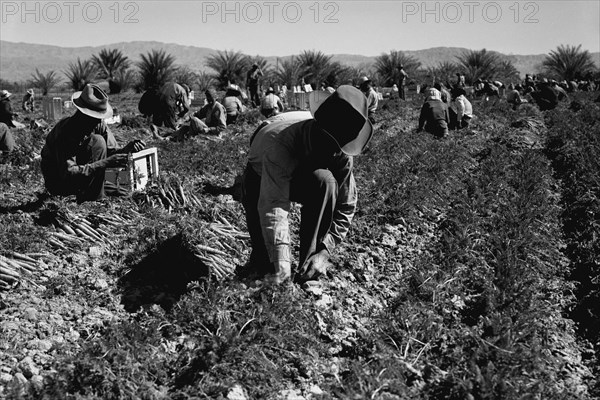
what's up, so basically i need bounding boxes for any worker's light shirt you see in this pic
[247,118,357,264]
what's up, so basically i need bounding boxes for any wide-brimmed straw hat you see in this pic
[71,84,113,119]
[26,89,35,96]
[0,90,12,100]
[313,85,373,156]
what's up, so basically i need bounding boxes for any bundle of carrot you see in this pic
[0,252,40,291]
[46,210,130,251]
[188,216,250,281]
[135,181,202,212]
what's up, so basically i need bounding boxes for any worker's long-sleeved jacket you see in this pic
[247,118,357,264]
[41,117,118,193]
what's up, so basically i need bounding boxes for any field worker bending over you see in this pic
[506,84,527,109]
[223,85,245,125]
[241,86,373,285]
[449,87,473,130]
[41,84,145,202]
[417,88,449,138]
[359,76,378,124]
[260,87,284,118]
[22,89,35,112]
[145,82,191,134]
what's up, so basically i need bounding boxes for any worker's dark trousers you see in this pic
[399,85,406,100]
[42,133,108,202]
[249,85,260,107]
[242,164,337,273]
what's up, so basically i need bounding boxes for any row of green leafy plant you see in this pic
[544,96,600,396]
[18,107,590,399]
[337,105,591,398]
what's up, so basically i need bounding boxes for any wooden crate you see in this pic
[105,147,159,193]
[42,97,64,120]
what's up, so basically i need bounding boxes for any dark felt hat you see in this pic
[72,84,113,119]
[313,85,373,156]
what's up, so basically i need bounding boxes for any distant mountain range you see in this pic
[1,40,599,83]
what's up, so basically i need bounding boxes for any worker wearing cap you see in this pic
[241,86,373,285]
[260,87,284,118]
[41,84,145,202]
[189,88,227,135]
[359,76,378,124]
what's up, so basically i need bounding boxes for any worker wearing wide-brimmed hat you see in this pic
[359,76,378,124]
[22,88,35,112]
[246,63,264,107]
[0,90,18,128]
[41,84,145,202]
[0,90,17,155]
[240,85,373,285]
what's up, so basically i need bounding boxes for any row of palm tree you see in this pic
[27,44,597,96]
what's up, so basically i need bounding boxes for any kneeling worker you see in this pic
[41,84,145,202]
[241,85,373,284]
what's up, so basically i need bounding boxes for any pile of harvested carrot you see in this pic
[135,181,202,211]
[46,210,133,251]
[0,252,41,291]
[190,217,250,281]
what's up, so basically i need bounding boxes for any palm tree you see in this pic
[136,49,176,91]
[455,49,501,84]
[374,50,421,86]
[275,56,302,88]
[92,48,130,93]
[542,44,597,81]
[64,58,98,91]
[111,69,139,93]
[297,50,334,89]
[496,60,521,84]
[205,50,249,89]
[428,61,459,86]
[29,69,61,95]
[196,71,216,92]
[173,65,199,90]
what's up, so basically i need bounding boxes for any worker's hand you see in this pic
[123,139,145,153]
[265,260,291,285]
[105,153,129,168]
[298,248,330,282]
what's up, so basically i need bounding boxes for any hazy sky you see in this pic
[1,0,598,56]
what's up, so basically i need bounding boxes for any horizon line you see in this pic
[3,39,586,58]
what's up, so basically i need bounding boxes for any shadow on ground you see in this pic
[119,233,209,312]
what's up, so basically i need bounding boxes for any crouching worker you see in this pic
[417,88,449,138]
[189,88,227,136]
[41,84,145,202]
[241,85,373,285]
